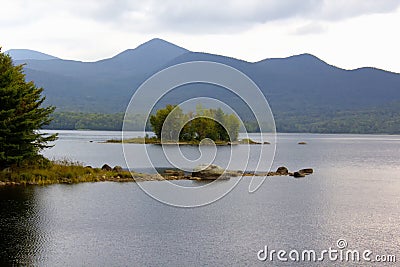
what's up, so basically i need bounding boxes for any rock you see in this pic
[164,169,184,176]
[101,164,112,171]
[293,171,306,178]
[299,168,313,175]
[298,141,307,145]
[113,166,123,172]
[276,166,289,175]
[192,164,230,180]
[264,141,270,144]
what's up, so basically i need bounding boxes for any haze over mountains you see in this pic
[6,49,59,61]
[6,38,400,132]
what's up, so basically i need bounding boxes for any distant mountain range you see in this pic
[6,38,400,133]
[6,49,59,61]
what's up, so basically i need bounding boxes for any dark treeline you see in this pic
[274,103,400,134]
[45,112,151,131]
[45,105,400,134]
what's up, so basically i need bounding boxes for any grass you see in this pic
[0,157,134,186]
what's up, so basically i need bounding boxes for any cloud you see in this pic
[293,22,326,35]
[67,0,400,33]
[314,0,400,20]
[1,0,399,34]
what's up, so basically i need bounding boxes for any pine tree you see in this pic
[0,48,57,168]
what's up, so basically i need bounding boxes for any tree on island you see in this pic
[0,48,57,168]
[149,104,240,142]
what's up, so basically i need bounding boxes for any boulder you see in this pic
[113,166,123,172]
[276,166,289,175]
[299,168,313,175]
[293,171,306,178]
[101,164,112,171]
[192,164,230,180]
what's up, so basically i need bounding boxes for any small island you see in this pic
[105,136,268,145]
[106,105,270,145]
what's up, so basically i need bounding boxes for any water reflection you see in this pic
[0,187,41,266]
[1,132,399,265]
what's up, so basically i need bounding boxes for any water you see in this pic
[1,131,400,266]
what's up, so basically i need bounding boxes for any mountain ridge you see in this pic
[6,49,59,61]
[8,40,398,74]
[5,38,399,126]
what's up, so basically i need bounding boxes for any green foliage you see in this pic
[274,103,400,134]
[44,105,400,135]
[149,105,240,142]
[150,104,184,140]
[46,112,151,131]
[0,49,57,168]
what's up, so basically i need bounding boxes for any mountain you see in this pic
[13,38,189,112]
[8,38,400,133]
[6,49,59,60]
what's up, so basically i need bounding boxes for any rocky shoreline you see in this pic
[0,164,314,187]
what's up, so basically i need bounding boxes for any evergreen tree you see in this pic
[0,48,57,168]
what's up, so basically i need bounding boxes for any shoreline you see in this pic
[105,137,269,145]
[0,165,313,187]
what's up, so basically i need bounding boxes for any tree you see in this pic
[149,104,240,142]
[215,108,229,141]
[0,48,57,168]
[224,114,240,141]
[150,104,185,140]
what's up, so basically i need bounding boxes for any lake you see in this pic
[1,131,399,266]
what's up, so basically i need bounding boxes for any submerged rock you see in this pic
[293,171,306,178]
[299,168,313,175]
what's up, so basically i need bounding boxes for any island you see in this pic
[105,136,269,145]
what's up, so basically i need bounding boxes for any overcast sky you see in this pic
[1,0,400,72]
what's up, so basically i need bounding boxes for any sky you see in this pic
[1,0,400,73]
